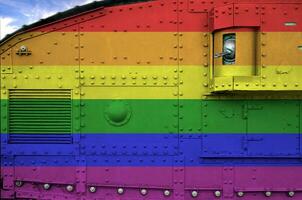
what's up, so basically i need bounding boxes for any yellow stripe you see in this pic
[0,65,207,99]
[2,65,302,99]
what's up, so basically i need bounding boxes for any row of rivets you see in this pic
[191,190,296,198]
[7,180,302,197]
[89,186,171,196]
[15,181,74,192]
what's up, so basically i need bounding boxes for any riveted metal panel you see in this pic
[1,156,14,190]
[233,4,261,27]
[0,49,13,74]
[212,4,234,30]
[201,100,247,157]
[79,65,178,87]
[11,30,79,66]
[201,100,301,158]
[86,165,173,188]
[14,158,77,184]
[261,4,302,32]
[187,0,234,13]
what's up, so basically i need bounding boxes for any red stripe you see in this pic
[31,0,302,32]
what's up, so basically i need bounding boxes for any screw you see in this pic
[15,180,23,187]
[214,190,221,197]
[164,189,171,196]
[43,183,51,190]
[191,190,198,198]
[265,191,272,197]
[288,191,295,197]
[66,185,74,192]
[140,188,148,196]
[89,186,96,193]
[117,187,124,195]
[237,191,244,197]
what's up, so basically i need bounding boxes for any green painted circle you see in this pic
[105,100,131,126]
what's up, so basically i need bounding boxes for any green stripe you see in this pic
[202,100,300,133]
[1,99,301,133]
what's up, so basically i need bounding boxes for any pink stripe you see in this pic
[1,166,302,199]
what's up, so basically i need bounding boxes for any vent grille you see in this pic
[8,89,72,144]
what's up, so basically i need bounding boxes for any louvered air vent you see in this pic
[8,89,72,144]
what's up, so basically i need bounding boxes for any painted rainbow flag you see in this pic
[1,0,302,199]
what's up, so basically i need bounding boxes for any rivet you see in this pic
[288,191,295,197]
[117,188,124,195]
[164,190,171,196]
[191,190,198,198]
[140,188,148,196]
[237,191,244,197]
[89,186,96,193]
[214,190,221,197]
[43,183,51,190]
[15,180,23,187]
[265,191,272,197]
[66,185,74,192]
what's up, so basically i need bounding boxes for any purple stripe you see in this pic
[1,166,302,199]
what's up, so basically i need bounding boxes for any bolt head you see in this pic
[140,188,148,196]
[66,185,74,192]
[43,183,51,190]
[191,190,198,198]
[237,191,244,197]
[117,187,124,194]
[214,190,221,197]
[89,186,96,193]
[164,189,171,196]
[15,180,23,187]
[288,191,295,197]
[265,191,272,197]
[20,45,27,52]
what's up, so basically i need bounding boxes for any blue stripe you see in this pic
[1,133,302,166]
